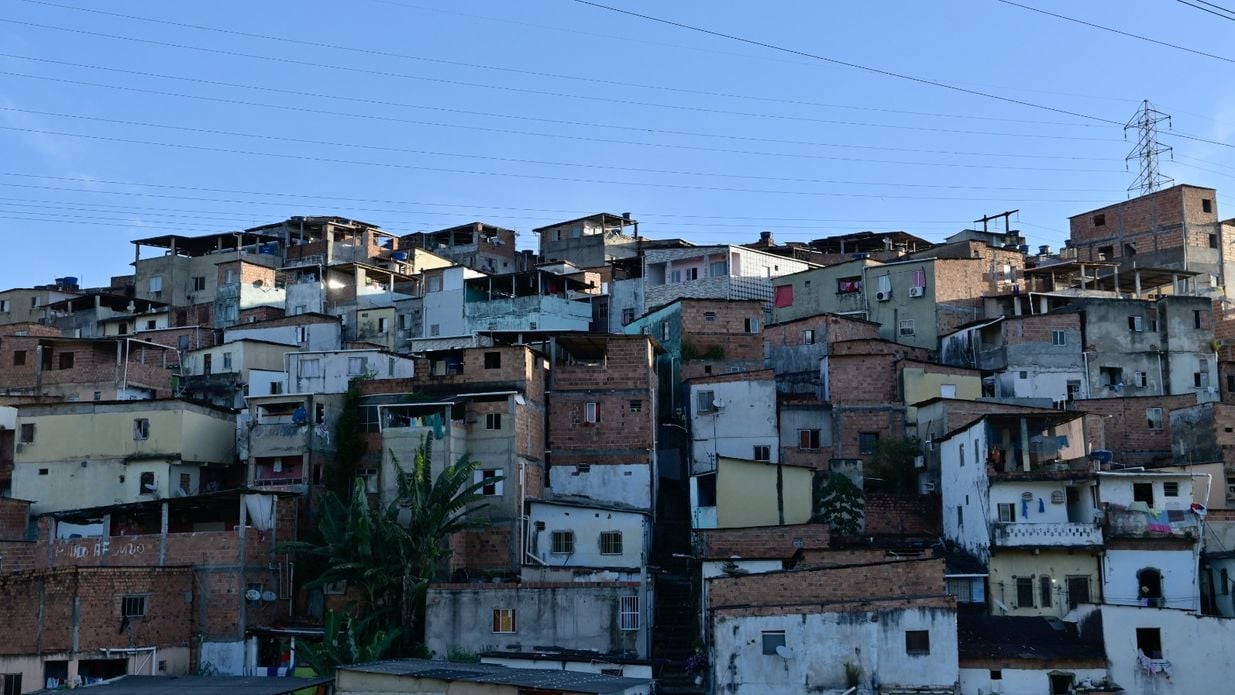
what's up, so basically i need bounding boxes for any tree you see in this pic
[815,472,864,536]
[329,383,369,499]
[278,434,498,667]
[863,437,922,495]
[297,610,402,676]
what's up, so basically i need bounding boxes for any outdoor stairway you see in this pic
[653,572,703,694]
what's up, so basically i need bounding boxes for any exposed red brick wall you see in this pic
[695,523,830,560]
[0,337,175,397]
[549,337,655,467]
[1076,394,1195,465]
[708,557,947,609]
[763,313,880,348]
[1002,312,1082,344]
[0,566,194,655]
[677,300,764,381]
[863,493,942,535]
[0,497,29,542]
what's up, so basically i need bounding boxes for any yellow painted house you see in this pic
[12,399,237,513]
[692,456,814,529]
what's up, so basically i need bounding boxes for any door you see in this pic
[1133,482,1154,507]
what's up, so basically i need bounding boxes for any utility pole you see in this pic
[1124,100,1173,196]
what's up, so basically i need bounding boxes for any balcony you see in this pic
[1103,504,1200,541]
[991,521,1102,548]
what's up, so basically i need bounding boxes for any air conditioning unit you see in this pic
[908,287,925,298]
[920,481,936,494]
[876,291,892,302]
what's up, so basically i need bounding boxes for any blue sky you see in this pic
[3,0,1235,288]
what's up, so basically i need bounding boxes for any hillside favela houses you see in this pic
[5,184,1235,694]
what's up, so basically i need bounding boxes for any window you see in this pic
[859,432,878,455]
[1204,198,1214,213]
[0,300,8,312]
[911,268,926,289]
[492,608,516,633]
[551,530,575,554]
[1134,371,1148,388]
[483,351,502,369]
[145,320,156,330]
[803,329,815,345]
[1067,576,1091,609]
[584,402,599,424]
[139,472,155,494]
[148,276,163,293]
[956,506,963,528]
[1097,245,1113,260]
[744,317,759,333]
[93,391,102,400]
[486,413,502,430]
[685,267,699,281]
[3,674,22,695]
[299,359,321,378]
[430,324,440,337]
[670,270,682,283]
[1040,575,1053,608]
[221,352,233,370]
[619,595,640,631]
[12,350,25,366]
[599,531,623,555]
[799,429,821,450]
[946,576,986,604]
[427,276,442,292]
[1164,481,1179,497]
[621,308,635,325]
[709,260,727,277]
[1016,577,1034,608]
[1051,329,1067,346]
[629,399,643,413]
[1146,407,1164,430]
[753,445,771,461]
[475,469,503,496]
[58,352,74,370]
[133,418,150,441]
[959,443,965,467]
[1133,483,1155,506]
[940,384,957,398]
[660,322,670,341]
[899,319,915,337]
[696,473,717,506]
[1049,674,1075,695]
[997,503,1016,523]
[1195,366,1208,388]
[990,670,1003,681]
[836,276,862,294]
[1093,214,1106,226]
[1101,366,1123,386]
[1129,315,1144,332]
[121,595,147,618]
[1196,310,1209,330]
[905,630,930,656]
[347,356,367,376]
[19,423,34,444]
[192,276,206,292]
[1136,627,1162,659]
[1211,234,1220,249]
[761,630,786,655]
[695,389,716,414]
[376,317,388,334]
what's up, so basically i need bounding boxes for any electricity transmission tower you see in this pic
[1124,99,1173,196]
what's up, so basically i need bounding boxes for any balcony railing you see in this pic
[1104,504,1200,541]
[991,521,1103,548]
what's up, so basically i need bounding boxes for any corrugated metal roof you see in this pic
[342,658,650,693]
[29,675,331,695]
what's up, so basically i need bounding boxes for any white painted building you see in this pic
[687,373,778,475]
[1094,603,1235,694]
[549,464,652,512]
[523,499,650,582]
[641,245,816,314]
[421,265,485,339]
[285,349,414,394]
[710,604,958,694]
[224,315,342,352]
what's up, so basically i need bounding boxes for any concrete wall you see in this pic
[688,376,778,474]
[525,502,648,570]
[1097,603,1235,694]
[425,582,648,658]
[421,267,479,339]
[769,259,881,323]
[940,419,992,562]
[1102,548,1199,611]
[959,666,1109,695]
[549,464,651,512]
[706,457,812,529]
[287,350,414,394]
[710,604,959,694]
[465,295,592,333]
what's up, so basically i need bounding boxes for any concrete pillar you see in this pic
[1135,271,1142,298]
[1020,417,1031,472]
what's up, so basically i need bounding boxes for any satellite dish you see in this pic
[514,394,526,406]
[775,645,793,659]
[712,398,726,409]
[244,589,262,602]
[261,591,278,602]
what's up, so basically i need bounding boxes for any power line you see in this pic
[0,66,1129,170]
[569,0,1123,125]
[1176,0,1235,22]
[994,0,1235,65]
[9,0,1106,129]
[0,106,1127,192]
[0,17,1118,136]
